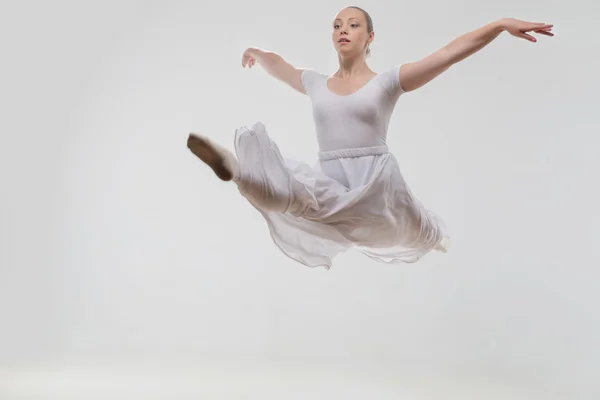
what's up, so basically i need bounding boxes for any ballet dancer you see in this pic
[187,7,554,269]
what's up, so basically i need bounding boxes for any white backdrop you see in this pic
[1,0,598,398]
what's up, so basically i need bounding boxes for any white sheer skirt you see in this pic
[232,122,448,269]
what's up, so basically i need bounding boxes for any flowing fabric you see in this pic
[232,122,447,269]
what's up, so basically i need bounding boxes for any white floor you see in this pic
[0,358,567,400]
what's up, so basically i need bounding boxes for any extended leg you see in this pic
[187,133,238,181]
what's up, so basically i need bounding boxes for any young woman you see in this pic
[187,7,554,269]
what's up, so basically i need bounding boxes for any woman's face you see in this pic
[331,8,373,56]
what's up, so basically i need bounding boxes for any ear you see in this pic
[367,31,375,46]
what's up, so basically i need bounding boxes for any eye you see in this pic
[351,23,358,28]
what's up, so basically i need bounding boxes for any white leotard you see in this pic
[301,65,404,152]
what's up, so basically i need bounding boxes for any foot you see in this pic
[187,133,238,181]
[435,236,451,253]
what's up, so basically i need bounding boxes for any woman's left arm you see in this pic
[399,18,554,92]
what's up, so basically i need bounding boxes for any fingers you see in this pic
[527,23,553,32]
[517,23,554,42]
[535,29,554,36]
[521,32,537,42]
[242,57,257,68]
[526,26,554,41]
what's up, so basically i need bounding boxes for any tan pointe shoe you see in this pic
[187,133,238,181]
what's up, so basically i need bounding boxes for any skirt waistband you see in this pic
[318,145,389,161]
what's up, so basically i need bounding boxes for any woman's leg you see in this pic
[186,132,291,212]
[187,133,238,181]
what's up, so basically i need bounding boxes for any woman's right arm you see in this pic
[242,48,307,95]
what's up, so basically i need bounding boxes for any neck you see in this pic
[335,54,370,78]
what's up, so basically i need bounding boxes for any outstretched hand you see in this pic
[502,18,554,42]
[242,48,257,68]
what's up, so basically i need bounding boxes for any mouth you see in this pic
[338,38,351,43]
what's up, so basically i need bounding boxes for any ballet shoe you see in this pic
[435,236,451,253]
[187,133,238,181]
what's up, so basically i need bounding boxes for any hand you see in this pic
[242,48,257,68]
[502,18,554,42]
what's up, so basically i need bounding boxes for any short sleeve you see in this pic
[379,64,405,98]
[301,69,320,96]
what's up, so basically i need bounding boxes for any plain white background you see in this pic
[1,0,598,398]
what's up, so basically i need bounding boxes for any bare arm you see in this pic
[242,48,307,94]
[399,18,554,92]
